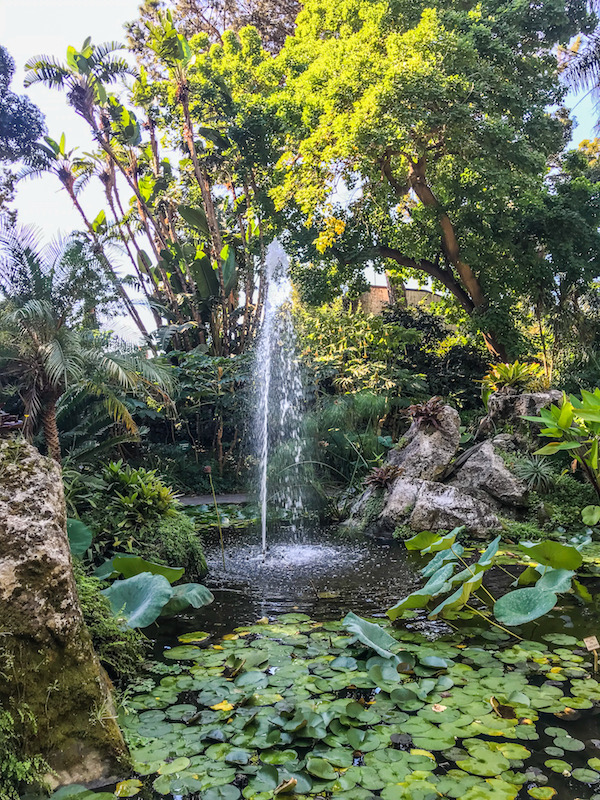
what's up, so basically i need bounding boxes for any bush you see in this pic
[131,513,208,580]
[74,564,147,681]
[102,460,178,527]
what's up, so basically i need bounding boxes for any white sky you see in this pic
[0,1,598,305]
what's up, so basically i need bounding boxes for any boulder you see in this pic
[477,390,562,439]
[448,440,528,507]
[0,439,127,787]
[388,404,460,481]
[367,476,500,538]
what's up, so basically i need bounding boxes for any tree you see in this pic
[272,0,596,358]
[0,46,46,222]
[0,224,172,461]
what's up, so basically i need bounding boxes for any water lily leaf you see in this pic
[178,631,210,644]
[113,555,184,584]
[342,612,398,659]
[456,746,510,776]
[519,541,582,570]
[553,735,585,751]
[527,789,556,800]
[330,656,358,671]
[101,572,173,628]
[306,757,337,780]
[161,583,214,616]
[114,780,143,798]
[494,588,558,627]
[572,768,600,783]
[544,759,572,773]
[163,645,202,660]
[235,671,269,689]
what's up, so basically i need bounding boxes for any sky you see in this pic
[0,1,599,322]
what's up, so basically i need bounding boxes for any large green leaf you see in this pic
[494,587,558,627]
[161,583,214,616]
[535,568,575,593]
[66,518,93,557]
[179,204,210,238]
[342,612,397,659]
[221,244,237,296]
[519,541,582,570]
[113,555,184,584]
[101,573,174,628]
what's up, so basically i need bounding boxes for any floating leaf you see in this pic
[494,588,558,627]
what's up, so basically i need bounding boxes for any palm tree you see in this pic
[0,223,173,461]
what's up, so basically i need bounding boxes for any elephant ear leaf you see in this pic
[220,244,237,296]
[66,519,93,557]
[101,573,173,628]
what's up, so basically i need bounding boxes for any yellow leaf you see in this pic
[223,634,239,640]
[410,749,435,760]
[211,700,234,711]
[550,667,563,673]
[213,645,224,650]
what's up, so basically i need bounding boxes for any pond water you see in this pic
[118,529,600,800]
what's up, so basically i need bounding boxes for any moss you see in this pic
[357,490,386,534]
[0,704,52,800]
[74,564,147,682]
[132,512,208,580]
[528,473,596,530]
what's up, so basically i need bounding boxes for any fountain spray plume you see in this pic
[254,241,306,557]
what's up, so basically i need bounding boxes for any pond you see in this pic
[105,528,600,800]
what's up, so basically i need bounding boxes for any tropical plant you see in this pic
[102,460,179,526]
[0,224,173,460]
[513,456,555,495]
[404,397,446,431]
[525,389,600,522]
[364,464,401,489]
[387,527,590,632]
[481,361,544,408]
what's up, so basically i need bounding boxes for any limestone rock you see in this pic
[477,390,562,439]
[448,440,528,507]
[368,476,500,537]
[0,439,127,787]
[388,405,460,481]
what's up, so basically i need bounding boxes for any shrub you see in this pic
[102,460,178,527]
[74,564,147,681]
[131,513,208,580]
[513,455,555,494]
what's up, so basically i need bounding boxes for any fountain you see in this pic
[254,241,306,556]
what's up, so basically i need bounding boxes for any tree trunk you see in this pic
[0,440,127,786]
[41,396,61,463]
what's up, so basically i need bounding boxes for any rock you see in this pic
[448,440,528,507]
[388,405,460,481]
[0,439,127,787]
[367,476,500,537]
[477,390,562,439]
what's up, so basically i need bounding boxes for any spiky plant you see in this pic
[364,463,401,488]
[513,456,555,494]
[405,396,445,431]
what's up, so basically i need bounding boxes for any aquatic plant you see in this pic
[387,527,589,630]
[51,613,600,800]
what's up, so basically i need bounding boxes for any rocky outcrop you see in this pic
[347,402,532,538]
[388,405,461,481]
[477,390,562,439]
[0,439,127,787]
[449,440,528,507]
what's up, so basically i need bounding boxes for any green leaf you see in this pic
[493,587,558,627]
[160,583,214,616]
[405,531,441,551]
[101,572,173,628]
[582,505,600,526]
[519,541,582,570]
[66,518,93,557]
[535,568,574,593]
[179,204,210,238]
[534,441,583,455]
[342,612,398,659]
[306,757,337,780]
[113,555,184,584]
